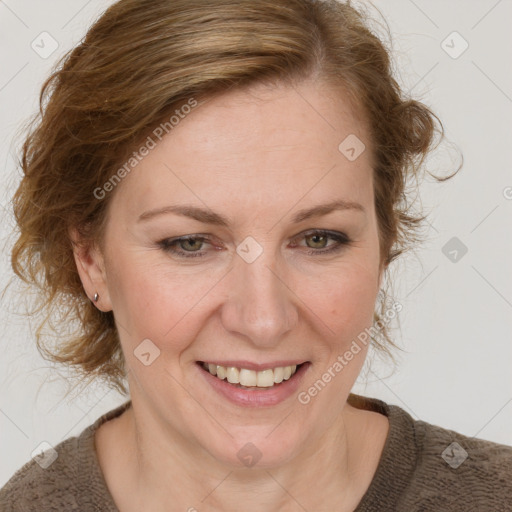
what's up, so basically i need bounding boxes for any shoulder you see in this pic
[0,435,82,511]
[399,408,512,511]
[411,417,512,503]
[0,400,131,511]
[348,394,512,511]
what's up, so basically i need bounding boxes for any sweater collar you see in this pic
[78,394,417,511]
[348,393,418,510]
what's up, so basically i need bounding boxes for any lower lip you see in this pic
[196,362,310,407]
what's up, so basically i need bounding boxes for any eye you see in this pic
[291,230,351,255]
[157,230,351,259]
[306,233,330,249]
[158,235,212,258]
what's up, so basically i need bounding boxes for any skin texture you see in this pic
[73,79,390,511]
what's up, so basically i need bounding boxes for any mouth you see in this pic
[197,361,307,390]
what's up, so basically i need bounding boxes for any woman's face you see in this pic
[87,80,383,468]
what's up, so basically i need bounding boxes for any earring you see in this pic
[93,293,99,302]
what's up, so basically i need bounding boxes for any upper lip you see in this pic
[198,360,308,371]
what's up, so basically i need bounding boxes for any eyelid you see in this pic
[292,228,349,243]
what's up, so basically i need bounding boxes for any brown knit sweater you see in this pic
[1,393,511,511]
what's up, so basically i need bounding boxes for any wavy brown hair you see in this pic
[10,0,458,395]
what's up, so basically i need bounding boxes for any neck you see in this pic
[99,399,380,512]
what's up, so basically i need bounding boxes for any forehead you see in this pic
[109,80,373,218]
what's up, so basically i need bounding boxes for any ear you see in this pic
[69,227,113,312]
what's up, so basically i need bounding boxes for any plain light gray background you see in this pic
[1,0,511,487]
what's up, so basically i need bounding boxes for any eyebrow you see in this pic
[138,199,366,226]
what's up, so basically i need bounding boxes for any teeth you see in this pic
[202,362,300,388]
[273,367,284,383]
[256,369,274,387]
[239,368,257,386]
[216,365,227,380]
[226,367,239,384]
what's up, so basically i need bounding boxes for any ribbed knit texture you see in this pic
[1,393,511,511]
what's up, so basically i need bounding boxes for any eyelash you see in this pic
[157,230,351,259]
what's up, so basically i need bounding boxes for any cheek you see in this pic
[106,253,220,351]
[306,261,379,337]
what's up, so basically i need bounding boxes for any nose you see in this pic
[220,249,298,348]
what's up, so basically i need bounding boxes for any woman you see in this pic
[1,0,511,510]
